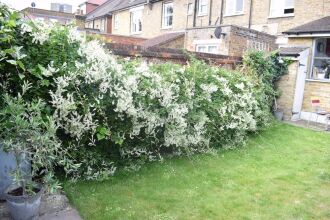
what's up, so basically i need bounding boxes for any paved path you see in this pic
[39,206,83,220]
[284,119,329,131]
[1,194,83,220]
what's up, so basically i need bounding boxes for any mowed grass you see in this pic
[64,123,330,220]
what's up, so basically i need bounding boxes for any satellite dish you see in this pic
[214,27,222,39]
[31,2,36,8]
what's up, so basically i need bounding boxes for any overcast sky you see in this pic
[0,0,84,11]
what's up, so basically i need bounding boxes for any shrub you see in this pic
[242,50,290,110]
[0,4,288,180]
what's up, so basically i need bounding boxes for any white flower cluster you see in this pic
[22,20,265,163]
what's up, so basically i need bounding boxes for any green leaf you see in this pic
[40,79,50,87]
[16,60,25,71]
[18,74,25,79]
[96,133,105,141]
[6,60,16,65]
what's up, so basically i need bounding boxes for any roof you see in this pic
[111,0,147,12]
[79,0,107,6]
[85,0,160,21]
[21,7,75,18]
[283,16,330,35]
[86,0,122,20]
[88,0,107,5]
[141,32,185,48]
[279,47,309,57]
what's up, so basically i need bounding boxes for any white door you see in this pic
[291,50,309,121]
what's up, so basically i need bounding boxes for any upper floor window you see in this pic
[198,0,208,16]
[162,2,173,28]
[187,3,193,15]
[225,0,244,16]
[130,8,142,34]
[100,18,106,32]
[114,14,119,30]
[269,0,294,18]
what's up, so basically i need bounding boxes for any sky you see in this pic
[0,0,84,11]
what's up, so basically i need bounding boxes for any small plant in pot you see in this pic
[0,93,63,220]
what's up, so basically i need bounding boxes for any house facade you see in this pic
[77,0,107,15]
[110,0,330,41]
[276,17,330,124]
[84,0,123,33]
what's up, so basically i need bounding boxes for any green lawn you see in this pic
[64,123,330,220]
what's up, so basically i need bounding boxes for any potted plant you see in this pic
[0,94,62,220]
[273,97,284,121]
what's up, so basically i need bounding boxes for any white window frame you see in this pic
[187,3,193,15]
[310,38,330,80]
[114,14,119,30]
[197,0,208,16]
[196,44,219,54]
[130,7,143,34]
[225,0,244,16]
[100,18,106,32]
[162,2,173,29]
[269,0,294,18]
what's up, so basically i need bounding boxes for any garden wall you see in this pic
[106,43,242,69]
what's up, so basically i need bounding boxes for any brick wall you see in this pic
[302,81,330,113]
[109,0,330,40]
[86,31,147,45]
[276,61,299,120]
[185,25,276,56]
[106,43,241,69]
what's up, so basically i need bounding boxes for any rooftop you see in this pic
[279,47,309,57]
[85,0,122,20]
[283,16,330,35]
[141,32,185,48]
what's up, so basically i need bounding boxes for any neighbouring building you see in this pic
[84,0,122,33]
[276,17,330,125]
[77,0,107,15]
[21,7,75,25]
[83,0,330,56]
[51,3,73,13]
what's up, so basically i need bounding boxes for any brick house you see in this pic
[77,0,107,15]
[96,0,330,56]
[276,17,330,124]
[21,7,75,25]
[84,0,123,33]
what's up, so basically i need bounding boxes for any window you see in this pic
[196,45,218,54]
[162,2,173,28]
[114,14,119,30]
[130,9,142,34]
[225,0,244,16]
[247,40,269,51]
[269,0,294,17]
[198,0,208,16]
[100,18,105,32]
[187,3,193,15]
[311,38,330,80]
[196,45,206,52]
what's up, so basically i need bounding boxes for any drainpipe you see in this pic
[248,0,253,29]
[193,0,198,27]
[209,0,213,25]
[219,0,224,25]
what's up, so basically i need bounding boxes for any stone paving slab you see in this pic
[284,119,330,131]
[39,206,82,220]
[0,193,82,220]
